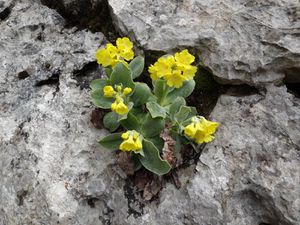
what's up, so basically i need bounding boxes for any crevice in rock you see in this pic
[35,72,60,87]
[285,83,300,98]
[225,84,261,97]
[0,7,11,20]
[0,0,13,21]
[18,70,30,80]
[98,202,114,225]
[282,67,300,84]
[188,66,227,117]
[87,197,99,208]
[73,62,102,90]
[40,0,119,41]
[16,189,28,206]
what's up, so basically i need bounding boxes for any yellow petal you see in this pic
[123,87,132,95]
[106,43,118,57]
[120,139,136,151]
[115,102,128,115]
[200,118,219,135]
[111,101,118,111]
[116,37,133,51]
[148,65,159,80]
[121,132,129,140]
[164,70,185,88]
[120,50,134,61]
[116,37,134,61]
[103,85,115,98]
[95,48,114,67]
[182,65,197,80]
[175,49,195,65]
[184,123,197,138]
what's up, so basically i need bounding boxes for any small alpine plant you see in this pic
[91,37,219,176]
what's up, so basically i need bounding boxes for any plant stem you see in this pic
[159,82,169,106]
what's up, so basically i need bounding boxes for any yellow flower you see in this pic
[182,65,197,80]
[148,49,197,88]
[95,45,115,67]
[164,69,186,88]
[123,87,132,96]
[184,117,219,144]
[148,56,173,81]
[95,37,134,68]
[103,85,115,98]
[116,37,134,61]
[119,130,142,152]
[111,99,128,115]
[174,49,195,66]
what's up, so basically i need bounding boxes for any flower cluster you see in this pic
[120,130,142,152]
[103,85,132,115]
[184,117,219,144]
[148,50,197,88]
[96,37,134,68]
[92,37,220,176]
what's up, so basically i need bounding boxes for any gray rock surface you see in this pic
[108,0,300,85]
[1,0,300,225]
[0,0,127,224]
[187,84,300,225]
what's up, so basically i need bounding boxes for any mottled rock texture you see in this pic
[0,0,123,224]
[109,0,300,85]
[0,0,300,225]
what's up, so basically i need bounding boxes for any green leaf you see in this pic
[130,82,153,106]
[147,136,164,151]
[188,107,198,118]
[105,67,113,77]
[166,80,195,103]
[146,101,166,118]
[120,111,140,131]
[99,133,123,150]
[174,106,192,123]
[141,114,165,138]
[103,112,120,132]
[110,63,135,89]
[139,139,171,176]
[91,88,114,109]
[168,97,186,119]
[90,78,107,91]
[129,56,145,79]
[132,154,142,171]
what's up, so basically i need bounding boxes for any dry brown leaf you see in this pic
[143,176,162,201]
[160,128,176,166]
[133,170,152,191]
[117,152,135,175]
[90,108,105,129]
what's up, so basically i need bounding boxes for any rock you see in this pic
[0,0,129,224]
[0,0,13,21]
[187,84,300,225]
[1,0,300,224]
[41,0,115,34]
[108,0,300,85]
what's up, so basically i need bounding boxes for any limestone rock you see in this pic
[108,0,300,85]
[0,0,128,224]
[188,84,300,225]
[1,0,299,224]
